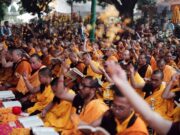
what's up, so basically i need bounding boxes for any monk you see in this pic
[42,78,75,132]
[157,59,176,83]
[16,54,45,98]
[137,53,152,79]
[165,52,178,70]
[91,85,148,135]
[162,73,180,122]
[130,69,171,119]
[1,49,32,88]
[82,53,103,79]
[22,67,54,115]
[56,75,109,134]
[119,50,132,66]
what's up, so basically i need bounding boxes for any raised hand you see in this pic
[171,73,180,82]
[105,61,127,83]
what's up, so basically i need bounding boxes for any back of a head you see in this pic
[39,67,52,78]
[13,49,23,57]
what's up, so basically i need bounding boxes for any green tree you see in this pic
[19,0,53,19]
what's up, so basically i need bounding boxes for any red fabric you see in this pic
[0,121,22,135]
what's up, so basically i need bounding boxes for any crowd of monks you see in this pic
[0,15,179,135]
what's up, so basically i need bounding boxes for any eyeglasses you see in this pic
[111,103,126,111]
[79,83,92,88]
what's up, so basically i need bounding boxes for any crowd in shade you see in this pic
[0,7,179,135]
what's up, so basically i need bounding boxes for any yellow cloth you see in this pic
[29,48,36,55]
[167,60,178,70]
[0,108,17,124]
[107,55,118,62]
[79,99,109,123]
[87,61,102,79]
[166,88,180,121]
[37,51,43,56]
[102,82,114,100]
[150,56,157,71]
[62,99,109,135]
[27,85,54,114]
[10,128,30,135]
[172,6,180,24]
[130,72,145,97]
[44,90,75,132]
[145,65,152,79]
[16,68,42,95]
[163,65,176,83]
[3,41,8,49]
[116,112,135,133]
[145,82,170,119]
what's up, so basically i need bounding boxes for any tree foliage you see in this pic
[19,0,53,18]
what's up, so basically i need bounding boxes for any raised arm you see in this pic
[162,73,179,99]
[56,74,75,102]
[106,61,172,135]
[99,66,113,83]
[129,64,145,89]
[86,55,103,75]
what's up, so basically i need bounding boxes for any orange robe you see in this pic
[27,85,54,114]
[150,56,157,71]
[62,99,109,135]
[16,66,45,95]
[116,112,148,135]
[145,65,153,79]
[9,59,32,86]
[163,65,176,83]
[107,55,118,62]
[86,61,102,79]
[44,90,75,132]
[145,82,171,120]
[42,55,52,67]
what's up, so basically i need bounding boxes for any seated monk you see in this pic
[162,73,180,122]
[165,52,178,70]
[157,59,177,83]
[91,85,148,135]
[0,48,32,89]
[15,54,45,99]
[42,78,75,132]
[0,45,13,83]
[137,53,152,79]
[56,75,109,134]
[22,67,54,115]
[130,70,172,120]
